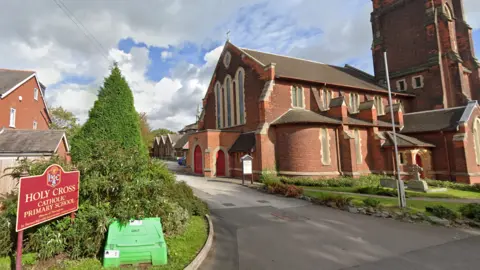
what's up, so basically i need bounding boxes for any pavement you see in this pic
[166,161,480,270]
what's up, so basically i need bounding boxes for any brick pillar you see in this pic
[339,127,355,176]
[204,148,212,177]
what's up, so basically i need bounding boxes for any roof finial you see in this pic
[226,30,231,41]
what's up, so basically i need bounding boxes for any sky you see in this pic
[2,0,480,131]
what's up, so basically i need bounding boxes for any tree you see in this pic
[138,112,154,148]
[48,106,81,138]
[152,128,176,136]
[70,64,147,162]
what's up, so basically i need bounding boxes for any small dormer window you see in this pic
[396,79,407,91]
[34,88,39,100]
[412,75,424,89]
[223,51,231,68]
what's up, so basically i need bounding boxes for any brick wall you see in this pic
[0,76,50,130]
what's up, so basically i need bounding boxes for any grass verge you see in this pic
[0,216,208,270]
[304,190,467,214]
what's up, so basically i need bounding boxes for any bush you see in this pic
[285,185,304,198]
[261,171,281,187]
[459,203,480,221]
[0,215,12,257]
[425,205,459,220]
[315,194,353,208]
[280,175,382,188]
[363,198,381,208]
[158,199,190,236]
[356,186,399,197]
[425,179,480,193]
[26,221,66,260]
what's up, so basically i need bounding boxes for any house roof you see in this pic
[383,132,435,148]
[0,69,35,96]
[345,117,392,128]
[401,102,477,134]
[271,109,342,126]
[160,135,166,144]
[229,132,256,153]
[241,48,413,96]
[179,123,198,133]
[0,129,68,154]
[168,134,182,145]
[173,133,190,150]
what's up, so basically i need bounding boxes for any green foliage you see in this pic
[459,203,480,221]
[70,64,147,162]
[280,175,383,187]
[0,253,36,269]
[260,170,280,187]
[0,215,12,257]
[426,205,459,220]
[425,179,480,193]
[26,221,66,260]
[49,106,81,138]
[152,128,176,136]
[313,194,353,208]
[356,186,401,197]
[363,197,381,208]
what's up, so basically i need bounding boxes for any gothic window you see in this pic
[374,96,385,115]
[474,118,480,165]
[236,68,246,125]
[225,76,232,127]
[354,129,362,164]
[215,82,222,128]
[321,88,332,110]
[349,93,360,113]
[292,85,304,108]
[320,128,331,165]
[445,4,453,20]
[412,75,424,89]
[396,79,407,91]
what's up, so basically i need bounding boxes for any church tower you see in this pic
[371,0,480,111]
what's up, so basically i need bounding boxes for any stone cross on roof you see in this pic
[408,164,423,181]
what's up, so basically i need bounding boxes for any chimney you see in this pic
[326,96,348,121]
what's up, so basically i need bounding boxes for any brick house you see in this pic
[187,0,480,184]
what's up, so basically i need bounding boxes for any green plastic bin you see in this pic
[103,218,168,268]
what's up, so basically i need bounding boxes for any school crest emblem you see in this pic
[47,166,61,188]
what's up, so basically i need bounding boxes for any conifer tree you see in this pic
[71,64,147,162]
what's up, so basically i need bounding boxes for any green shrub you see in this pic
[459,203,480,221]
[26,222,66,260]
[280,175,382,188]
[260,170,279,184]
[425,205,459,220]
[356,186,399,197]
[70,64,147,162]
[425,179,480,193]
[158,199,190,236]
[315,194,353,208]
[0,215,12,257]
[363,198,381,208]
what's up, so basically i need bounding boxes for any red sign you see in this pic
[16,164,79,231]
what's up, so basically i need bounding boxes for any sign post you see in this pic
[16,164,80,269]
[241,155,253,185]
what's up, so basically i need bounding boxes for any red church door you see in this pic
[194,146,202,174]
[415,154,425,178]
[216,150,225,177]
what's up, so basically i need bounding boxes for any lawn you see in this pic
[0,216,208,270]
[304,190,467,214]
[301,186,480,200]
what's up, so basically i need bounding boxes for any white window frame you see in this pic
[354,129,362,164]
[320,128,331,165]
[34,87,39,101]
[321,88,332,111]
[349,93,360,113]
[374,96,385,115]
[9,108,16,128]
[412,75,424,89]
[396,79,407,91]
[33,120,38,130]
[292,85,304,108]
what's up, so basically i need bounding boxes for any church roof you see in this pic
[229,132,256,153]
[173,133,190,150]
[402,101,477,134]
[271,109,341,126]
[383,132,435,148]
[241,48,413,96]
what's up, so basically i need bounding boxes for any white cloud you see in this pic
[160,51,173,61]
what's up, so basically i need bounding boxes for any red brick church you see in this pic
[187,0,480,184]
